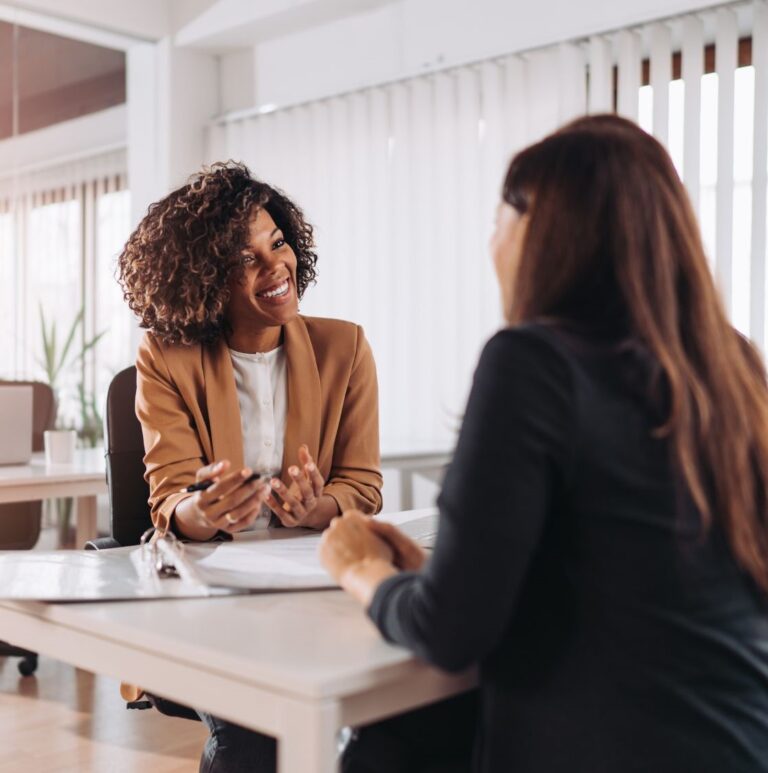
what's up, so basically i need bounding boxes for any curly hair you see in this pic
[118,161,318,345]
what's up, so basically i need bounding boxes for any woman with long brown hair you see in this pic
[321,114,768,772]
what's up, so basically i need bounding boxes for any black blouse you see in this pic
[369,324,768,773]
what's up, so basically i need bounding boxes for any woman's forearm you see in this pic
[340,558,398,607]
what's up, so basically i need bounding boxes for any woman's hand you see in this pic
[268,445,339,528]
[175,460,272,539]
[319,511,398,606]
[367,519,427,571]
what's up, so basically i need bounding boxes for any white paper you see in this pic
[179,510,439,590]
[195,537,326,578]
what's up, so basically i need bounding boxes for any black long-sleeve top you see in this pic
[369,324,768,773]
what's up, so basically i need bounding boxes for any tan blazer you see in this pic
[135,314,383,533]
[121,315,382,704]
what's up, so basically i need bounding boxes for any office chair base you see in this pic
[84,537,121,550]
[18,654,38,676]
[0,642,38,676]
[147,693,201,721]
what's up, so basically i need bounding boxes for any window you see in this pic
[0,164,133,433]
[0,204,16,363]
[637,37,765,337]
[95,186,132,404]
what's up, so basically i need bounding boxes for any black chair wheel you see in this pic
[18,655,38,676]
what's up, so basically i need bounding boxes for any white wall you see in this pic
[156,41,220,192]
[125,39,219,228]
[220,48,256,114]
[127,44,161,228]
[248,0,728,112]
[5,0,171,41]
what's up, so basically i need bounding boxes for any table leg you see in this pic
[400,470,414,511]
[278,700,340,773]
[75,495,98,548]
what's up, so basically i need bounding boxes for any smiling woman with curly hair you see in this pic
[119,162,318,346]
[118,161,382,773]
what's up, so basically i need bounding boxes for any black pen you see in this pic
[182,471,261,493]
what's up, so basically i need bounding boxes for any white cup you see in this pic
[44,430,77,465]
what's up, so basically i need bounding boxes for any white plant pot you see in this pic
[44,430,77,465]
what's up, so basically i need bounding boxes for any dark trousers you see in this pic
[194,690,476,772]
[342,691,478,773]
[197,711,277,773]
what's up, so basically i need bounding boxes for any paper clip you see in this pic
[139,528,184,579]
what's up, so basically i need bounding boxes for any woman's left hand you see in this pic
[268,444,335,528]
[320,510,397,590]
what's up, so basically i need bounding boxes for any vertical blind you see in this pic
[207,0,768,450]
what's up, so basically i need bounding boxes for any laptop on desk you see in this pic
[0,385,33,465]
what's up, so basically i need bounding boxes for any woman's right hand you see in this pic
[366,519,427,571]
[175,460,272,538]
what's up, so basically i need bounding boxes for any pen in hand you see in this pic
[181,471,261,493]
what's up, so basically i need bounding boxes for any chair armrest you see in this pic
[84,537,122,550]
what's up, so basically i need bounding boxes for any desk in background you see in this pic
[0,448,106,546]
[381,441,452,510]
[0,508,475,773]
[0,444,452,545]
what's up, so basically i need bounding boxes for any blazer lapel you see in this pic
[282,316,322,475]
[203,339,245,470]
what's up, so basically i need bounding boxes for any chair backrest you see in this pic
[0,381,56,548]
[105,366,152,546]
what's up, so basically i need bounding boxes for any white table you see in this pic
[381,442,452,510]
[0,448,107,546]
[0,509,476,772]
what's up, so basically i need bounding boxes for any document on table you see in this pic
[184,508,438,590]
[0,548,241,601]
[185,530,333,590]
[0,508,438,601]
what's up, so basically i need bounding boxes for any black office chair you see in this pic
[0,380,57,675]
[86,366,152,551]
[86,365,199,721]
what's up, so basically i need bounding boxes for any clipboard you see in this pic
[0,509,438,602]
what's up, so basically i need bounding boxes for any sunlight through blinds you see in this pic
[650,23,672,145]
[715,7,738,315]
[682,15,704,218]
[752,0,768,348]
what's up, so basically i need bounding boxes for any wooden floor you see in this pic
[0,654,207,772]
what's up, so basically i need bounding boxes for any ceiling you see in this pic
[4,0,400,50]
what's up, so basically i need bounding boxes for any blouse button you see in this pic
[264,439,273,447]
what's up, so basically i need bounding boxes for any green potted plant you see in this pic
[38,305,106,543]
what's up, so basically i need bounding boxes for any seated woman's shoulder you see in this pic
[298,316,371,373]
[481,324,575,382]
[487,323,563,356]
[137,330,204,371]
[300,315,361,343]
[139,330,194,352]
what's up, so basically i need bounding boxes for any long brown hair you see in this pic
[503,114,768,592]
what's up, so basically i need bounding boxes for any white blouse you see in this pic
[229,345,287,528]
